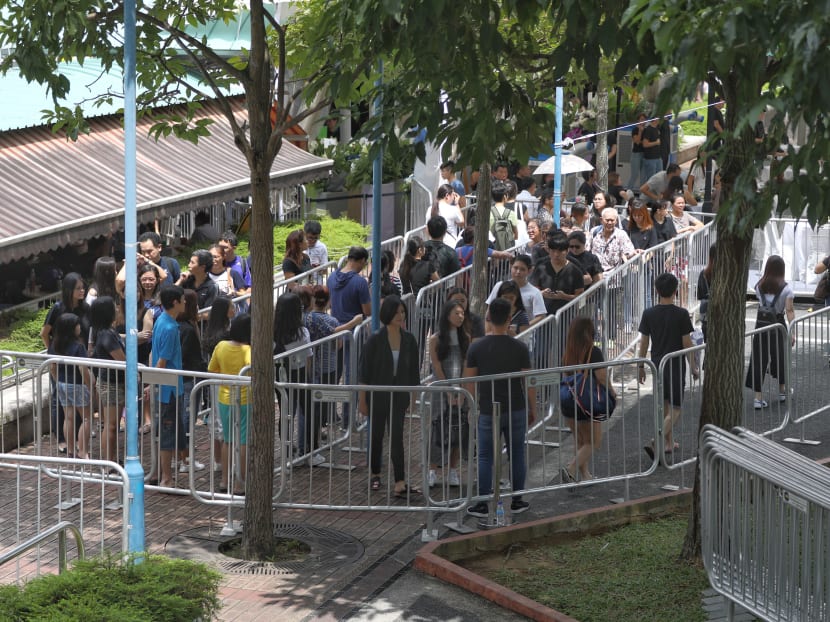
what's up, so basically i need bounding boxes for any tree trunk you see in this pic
[681,71,757,561]
[242,0,278,560]
[470,163,492,316]
[595,88,609,188]
[681,222,752,560]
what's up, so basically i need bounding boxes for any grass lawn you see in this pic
[462,515,710,622]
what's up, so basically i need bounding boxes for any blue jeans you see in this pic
[477,408,527,496]
[628,152,644,188]
[641,157,662,183]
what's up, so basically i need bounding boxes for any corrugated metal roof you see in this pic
[0,96,331,263]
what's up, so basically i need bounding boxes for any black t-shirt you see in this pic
[282,256,311,277]
[638,304,693,365]
[181,276,218,311]
[466,335,531,414]
[49,341,87,384]
[631,126,644,154]
[567,250,603,282]
[178,321,206,373]
[92,327,126,384]
[653,218,677,243]
[529,260,584,314]
[44,301,91,344]
[629,226,658,251]
[607,130,618,171]
[642,124,661,160]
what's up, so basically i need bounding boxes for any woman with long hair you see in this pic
[85,256,119,307]
[560,317,614,482]
[491,280,529,335]
[429,183,464,244]
[590,192,615,229]
[41,272,90,453]
[359,295,421,497]
[274,291,315,462]
[534,188,554,231]
[89,296,126,463]
[649,200,677,243]
[446,286,485,340]
[49,313,95,458]
[745,255,795,409]
[399,236,438,295]
[282,229,311,281]
[427,299,471,488]
[626,200,658,251]
[208,312,251,495]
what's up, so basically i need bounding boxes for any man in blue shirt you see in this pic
[151,285,186,488]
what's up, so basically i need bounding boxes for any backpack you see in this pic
[490,205,514,251]
[756,288,783,327]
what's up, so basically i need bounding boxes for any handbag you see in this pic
[814,273,829,303]
[560,371,617,418]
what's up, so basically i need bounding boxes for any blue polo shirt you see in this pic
[151,310,183,403]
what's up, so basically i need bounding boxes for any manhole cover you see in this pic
[167,522,364,576]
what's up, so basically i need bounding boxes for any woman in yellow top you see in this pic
[208,313,251,495]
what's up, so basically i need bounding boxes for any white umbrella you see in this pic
[534,153,594,176]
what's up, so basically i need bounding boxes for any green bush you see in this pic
[0,554,221,621]
[0,308,48,354]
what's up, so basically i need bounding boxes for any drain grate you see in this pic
[170,522,364,576]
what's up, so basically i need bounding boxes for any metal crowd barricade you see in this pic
[548,280,607,369]
[701,425,830,622]
[430,359,660,520]
[785,305,830,444]
[0,453,130,583]
[652,322,790,471]
[0,351,50,451]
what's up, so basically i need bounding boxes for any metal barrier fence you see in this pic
[701,425,830,622]
[0,453,129,583]
[785,305,830,444]
[409,179,433,233]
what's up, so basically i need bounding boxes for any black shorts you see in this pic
[662,362,686,408]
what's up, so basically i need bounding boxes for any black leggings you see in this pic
[369,402,406,483]
[745,327,786,392]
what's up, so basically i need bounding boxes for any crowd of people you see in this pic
[39,150,807,520]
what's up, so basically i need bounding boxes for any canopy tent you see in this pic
[0,96,332,264]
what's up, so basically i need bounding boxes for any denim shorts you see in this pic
[57,382,91,408]
[96,379,124,407]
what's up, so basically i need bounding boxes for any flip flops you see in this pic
[394,485,422,499]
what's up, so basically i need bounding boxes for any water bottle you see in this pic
[495,501,505,526]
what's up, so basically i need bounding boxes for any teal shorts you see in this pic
[218,402,248,445]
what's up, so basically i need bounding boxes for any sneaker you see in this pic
[212,460,222,472]
[310,453,326,467]
[753,399,768,409]
[191,460,206,471]
[467,502,489,518]
[427,470,437,487]
[778,392,789,403]
[448,469,461,486]
[511,498,530,514]
[179,460,206,473]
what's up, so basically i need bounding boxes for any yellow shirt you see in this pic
[208,341,251,405]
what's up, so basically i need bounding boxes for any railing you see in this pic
[701,425,830,622]
[0,453,129,583]
[785,305,830,444]
[409,179,433,233]
[0,520,85,575]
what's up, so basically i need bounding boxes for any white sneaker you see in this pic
[310,453,326,467]
[753,399,768,409]
[191,460,206,471]
[212,460,222,472]
[179,459,206,473]
[427,470,436,488]
[448,469,460,486]
[178,461,188,473]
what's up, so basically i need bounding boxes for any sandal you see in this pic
[141,423,151,435]
[370,476,381,491]
[394,485,422,499]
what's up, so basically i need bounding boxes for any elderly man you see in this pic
[588,208,636,274]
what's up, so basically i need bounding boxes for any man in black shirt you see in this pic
[424,216,461,278]
[641,118,663,182]
[530,231,585,315]
[464,298,536,517]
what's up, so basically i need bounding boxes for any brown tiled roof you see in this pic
[0,96,331,263]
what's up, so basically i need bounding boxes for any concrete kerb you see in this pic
[414,489,692,622]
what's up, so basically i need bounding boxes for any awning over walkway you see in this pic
[0,97,332,263]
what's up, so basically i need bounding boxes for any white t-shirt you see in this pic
[486,280,546,319]
[209,269,234,296]
[306,241,329,284]
[426,201,464,244]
